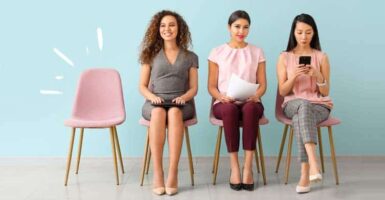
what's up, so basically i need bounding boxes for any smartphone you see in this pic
[299,56,311,66]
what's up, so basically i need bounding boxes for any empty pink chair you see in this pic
[64,68,126,186]
[209,99,269,185]
[139,100,197,186]
[274,89,340,185]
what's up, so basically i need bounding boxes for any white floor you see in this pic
[1,157,384,200]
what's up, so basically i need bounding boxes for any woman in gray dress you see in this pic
[139,10,198,196]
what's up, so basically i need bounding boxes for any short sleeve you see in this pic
[258,48,266,63]
[190,51,199,69]
[208,48,217,63]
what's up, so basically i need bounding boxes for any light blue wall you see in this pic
[1,0,384,157]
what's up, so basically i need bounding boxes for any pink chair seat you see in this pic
[275,90,340,127]
[65,116,125,128]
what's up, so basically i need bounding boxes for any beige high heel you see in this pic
[152,187,165,195]
[165,187,178,195]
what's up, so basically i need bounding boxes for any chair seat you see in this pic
[209,115,269,126]
[65,117,125,128]
[139,117,197,127]
[276,115,341,127]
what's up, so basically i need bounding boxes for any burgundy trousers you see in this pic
[213,101,264,152]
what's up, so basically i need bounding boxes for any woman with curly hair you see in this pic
[139,10,198,195]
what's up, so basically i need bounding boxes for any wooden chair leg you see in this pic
[109,127,119,185]
[284,126,294,184]
[213,127,222,185]
[140,129,150,186]
[75,128,84,174]
[257,127,267,185]
[185,127,195,186]
[328,126,339,185]
[113,126,125,174]
[254,147,260,174]
[145,148,151,174]
[64,128,76,186]
[212,127,221,174]
[275,124,288,173]
[317,127,325,173]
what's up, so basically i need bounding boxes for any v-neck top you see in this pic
[150,48,199,94]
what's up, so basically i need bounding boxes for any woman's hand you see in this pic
[172,96,186,105]
[217,95,234,103]
[306,65,323,80]
[149,95,164,104]
[247,95,261,103]
[293,64,311,78]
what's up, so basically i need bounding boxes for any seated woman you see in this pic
[138,10,198,196]
[208,10,266,191]
[276,13,333,194]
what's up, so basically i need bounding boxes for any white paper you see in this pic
[227,74,259,101]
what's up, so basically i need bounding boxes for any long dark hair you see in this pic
[286,13,321,52]
[228,10,250,26]
[139,10,192,64]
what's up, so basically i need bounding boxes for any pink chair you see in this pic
[274,90,340,185]
[139,100,197,186]
[64,68,126,186]
[210,99,268,185]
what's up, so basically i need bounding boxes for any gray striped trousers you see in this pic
[284,99,330,162]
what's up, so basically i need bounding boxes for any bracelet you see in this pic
[316,80,327,87]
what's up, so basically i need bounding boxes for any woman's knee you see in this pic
[221,103,239,115]
[151,107,167,118]
[298,99,312,113]
[242,102,263,115]
[168,107,183,118]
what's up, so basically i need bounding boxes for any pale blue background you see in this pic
[1,0,384,157]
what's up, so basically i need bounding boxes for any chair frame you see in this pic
[64,126,124,186]
[275,124,339,185]
[139,125,195,186]
[211,126,267,185]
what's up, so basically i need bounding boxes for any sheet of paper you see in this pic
[227,74,259,101]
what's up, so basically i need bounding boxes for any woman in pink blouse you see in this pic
[276,13,333,194]
[208,10,266,191]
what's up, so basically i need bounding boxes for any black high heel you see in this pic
[242,167,254,191]
[242,182,254,191]
[229,170,242,191]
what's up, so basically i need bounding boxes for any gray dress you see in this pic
[142,49,199,120]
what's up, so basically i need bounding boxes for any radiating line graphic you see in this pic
[40,90,63,95]
[53,48,74,67]
[97,27,103,51]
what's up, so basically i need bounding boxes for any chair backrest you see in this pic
[275,88,286,120]
[71,68,126,121]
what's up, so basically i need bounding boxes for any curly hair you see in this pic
[139,10,192,64]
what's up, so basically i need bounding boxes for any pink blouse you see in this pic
[208,43,265,103]
[282,50,333,109]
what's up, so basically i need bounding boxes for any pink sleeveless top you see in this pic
[282,50,333,109]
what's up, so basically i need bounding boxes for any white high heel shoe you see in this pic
[309,173,322,182]
[296,185,311,194]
